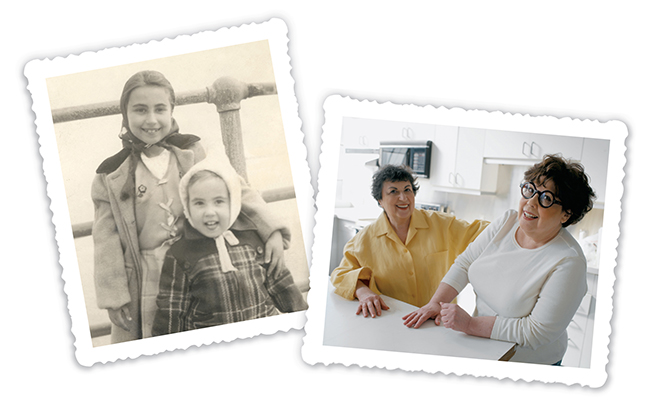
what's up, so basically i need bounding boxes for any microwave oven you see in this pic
[379,140,433,178]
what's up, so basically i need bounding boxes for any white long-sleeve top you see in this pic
[441,210,587,364]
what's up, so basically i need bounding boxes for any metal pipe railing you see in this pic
[57,76,284,239]
[52,77,277,182]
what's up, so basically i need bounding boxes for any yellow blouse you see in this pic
[331,209,489,307]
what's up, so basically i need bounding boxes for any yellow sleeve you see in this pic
[447,216,490,258]
[330,232,381,301]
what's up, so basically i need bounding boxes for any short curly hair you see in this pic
[524,154,595,227]
[371,164,419,203]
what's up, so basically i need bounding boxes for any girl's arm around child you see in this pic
[264,262,308,313]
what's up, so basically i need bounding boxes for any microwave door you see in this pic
[381,147,410,166]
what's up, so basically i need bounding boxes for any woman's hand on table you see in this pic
[402,302,441,328]
[355,284,389,318]
[403,282,460,328]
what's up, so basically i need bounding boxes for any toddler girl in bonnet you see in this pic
[152,157,307,335]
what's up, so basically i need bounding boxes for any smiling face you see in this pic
[187,174,231,239]
[378,180,415,226]
[517,177,571,248]
[125,85,173,145]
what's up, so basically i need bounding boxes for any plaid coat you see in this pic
[152,220,307,336]
[92,137,291,342]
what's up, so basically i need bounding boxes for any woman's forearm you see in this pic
[428,282,459,306]
[438,302,496,338]
[466,316,496,338]
[355,279,372,299]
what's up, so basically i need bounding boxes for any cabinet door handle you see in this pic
[530,141,537,157]
[448,172,455,186]
[522,141,530,157]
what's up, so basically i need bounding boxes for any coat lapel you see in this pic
[103,145,199,261]
[105,162,140,255]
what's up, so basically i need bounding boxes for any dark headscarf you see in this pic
[118,118,185,201]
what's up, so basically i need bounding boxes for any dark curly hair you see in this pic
[371,164,419,203]
[524,154,595,227]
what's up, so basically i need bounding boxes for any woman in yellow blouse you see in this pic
[330,164,488,318]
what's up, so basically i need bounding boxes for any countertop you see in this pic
[323,283,515,362]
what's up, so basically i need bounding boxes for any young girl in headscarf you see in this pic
[92,70,289,343]
[152,158,307,336]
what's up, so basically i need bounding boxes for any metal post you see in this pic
[209,77,248,181]
[208,77,277,181]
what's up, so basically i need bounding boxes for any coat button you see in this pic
[257,246,264,255]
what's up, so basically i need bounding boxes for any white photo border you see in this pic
[302,95,626,387]
[24,18,314,367]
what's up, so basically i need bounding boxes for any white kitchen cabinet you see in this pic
[483,130,584,163]
[563,269,598,368]
[579,138,610,206]
[429,125,458,187]
[430,126,499,194]
[340,117,436,148]
[330,216,357,274]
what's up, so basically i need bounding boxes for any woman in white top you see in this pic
[403,154,596,365]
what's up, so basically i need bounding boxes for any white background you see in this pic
[4,1,647,404]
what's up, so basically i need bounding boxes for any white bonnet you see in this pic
[179,153,242,231]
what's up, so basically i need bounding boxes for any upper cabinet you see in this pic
[339,118,608,203]
[430,126,499,194]
[579,137,610,206]
[340,117,436,149]
[482,129,607,205]
[483,130,584,163]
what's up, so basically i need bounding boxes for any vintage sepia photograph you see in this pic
[303,96,626,387]
[25,19,313,366]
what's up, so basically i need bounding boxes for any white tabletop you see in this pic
[323,284,515,361]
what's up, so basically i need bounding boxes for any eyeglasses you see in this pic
[520,181,562,208]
